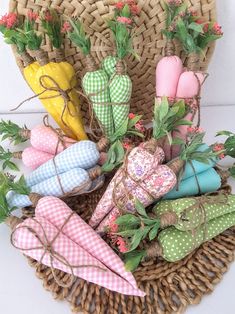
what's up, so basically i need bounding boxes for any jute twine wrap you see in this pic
[9,0,216,124]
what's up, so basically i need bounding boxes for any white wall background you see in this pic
[0,1,235,314]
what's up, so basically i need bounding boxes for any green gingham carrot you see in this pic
[65,18,114,137]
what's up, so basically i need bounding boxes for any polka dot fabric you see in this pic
[30,125,76,155]
[154,195,235,232]
[158,210,235,262]
[22,147,53,170]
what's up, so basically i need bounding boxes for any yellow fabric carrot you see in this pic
[22,10,87,140]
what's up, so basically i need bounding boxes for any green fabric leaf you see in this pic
[135,199,148,218]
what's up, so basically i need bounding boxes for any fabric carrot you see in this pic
[105,2,138,132]
[6,166,104,208]
[6,196,144,296]
[36,196,145,296]
[155,1,187,160]
[171,10,223,157]
[65,18,114,137]
[89,99,193,230]
[0,120,75,155]
[0,146,53,171]
[25,138,107,187]
[20,10,87,141]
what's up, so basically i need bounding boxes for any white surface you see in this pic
[0,1,235,314]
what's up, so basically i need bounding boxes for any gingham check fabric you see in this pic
[7,167,92,208]
[26,140,99,187]
[12,196,145,296]
[102,56,117,78]
[109,74,132,131]
[83,70,114,137]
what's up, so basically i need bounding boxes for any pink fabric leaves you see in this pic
[11,196,145,297]
[89,145,176,232]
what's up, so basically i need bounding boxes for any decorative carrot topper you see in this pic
[15,9,87,141]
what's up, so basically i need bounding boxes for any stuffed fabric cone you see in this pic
[26,140,100,187]
[154,195,235,232]
[158,210,235,262]
[82,70,114,137]
[89,146,176,232]
[164,167,221,200]
[102,56,118,78]
[172,72,206,158]
[22,147,53,170]
[110,73,132,131]
[30,125,76,155]
[29,61,87,141]
[12,210,144,296]
[7,167,93,208]
[36,196,144,296]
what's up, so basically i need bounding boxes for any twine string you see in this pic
[10,212,106,288]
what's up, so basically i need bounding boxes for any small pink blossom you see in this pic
[188,9,198,17]
[213,143,225,152]
[115,2,125,10]
[135,121,145,133]
[212,22,223,35]
[126,0,137,5]
[43,10,53,22]
[129,112,135,119]
[61,21,72,33]
[123,142,131,150]
[0,13,18,29]
[167,0,182,6]
[130,4,140,15]
[203,23,209,33]
[117,237,129,253]
[219,153,225,160]
[117,16,132,25]
[27,10,38,22]
[187,126,203,134]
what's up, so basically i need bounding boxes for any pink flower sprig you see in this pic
[167,0,182,7]
[27,10,38,22]
[204,22,223,36]
[61,21,72,33]
[0,12,18,29]
[115,1,140,16]
[40,9,63,49]
[212,143,225,160]
[187,126,203,135]
[117,16,132,25]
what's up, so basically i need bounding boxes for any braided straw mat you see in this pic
[10,0,217,124]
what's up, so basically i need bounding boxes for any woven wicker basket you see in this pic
[8,1,235,313]
[10,0,216,124]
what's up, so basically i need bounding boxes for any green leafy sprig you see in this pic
[107,4,138,60]
[0,120,28,145]
[116,199,161,251]
[153,97,192,144]
[0,146,19,171]
[162,1,187,40]
[66,17,91,56]
[101,115,145,172]
[177,131,217,164]
[41,9,62,49]
[0,13,27,54]
[23,12,42,51]
[175,15,223,54]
